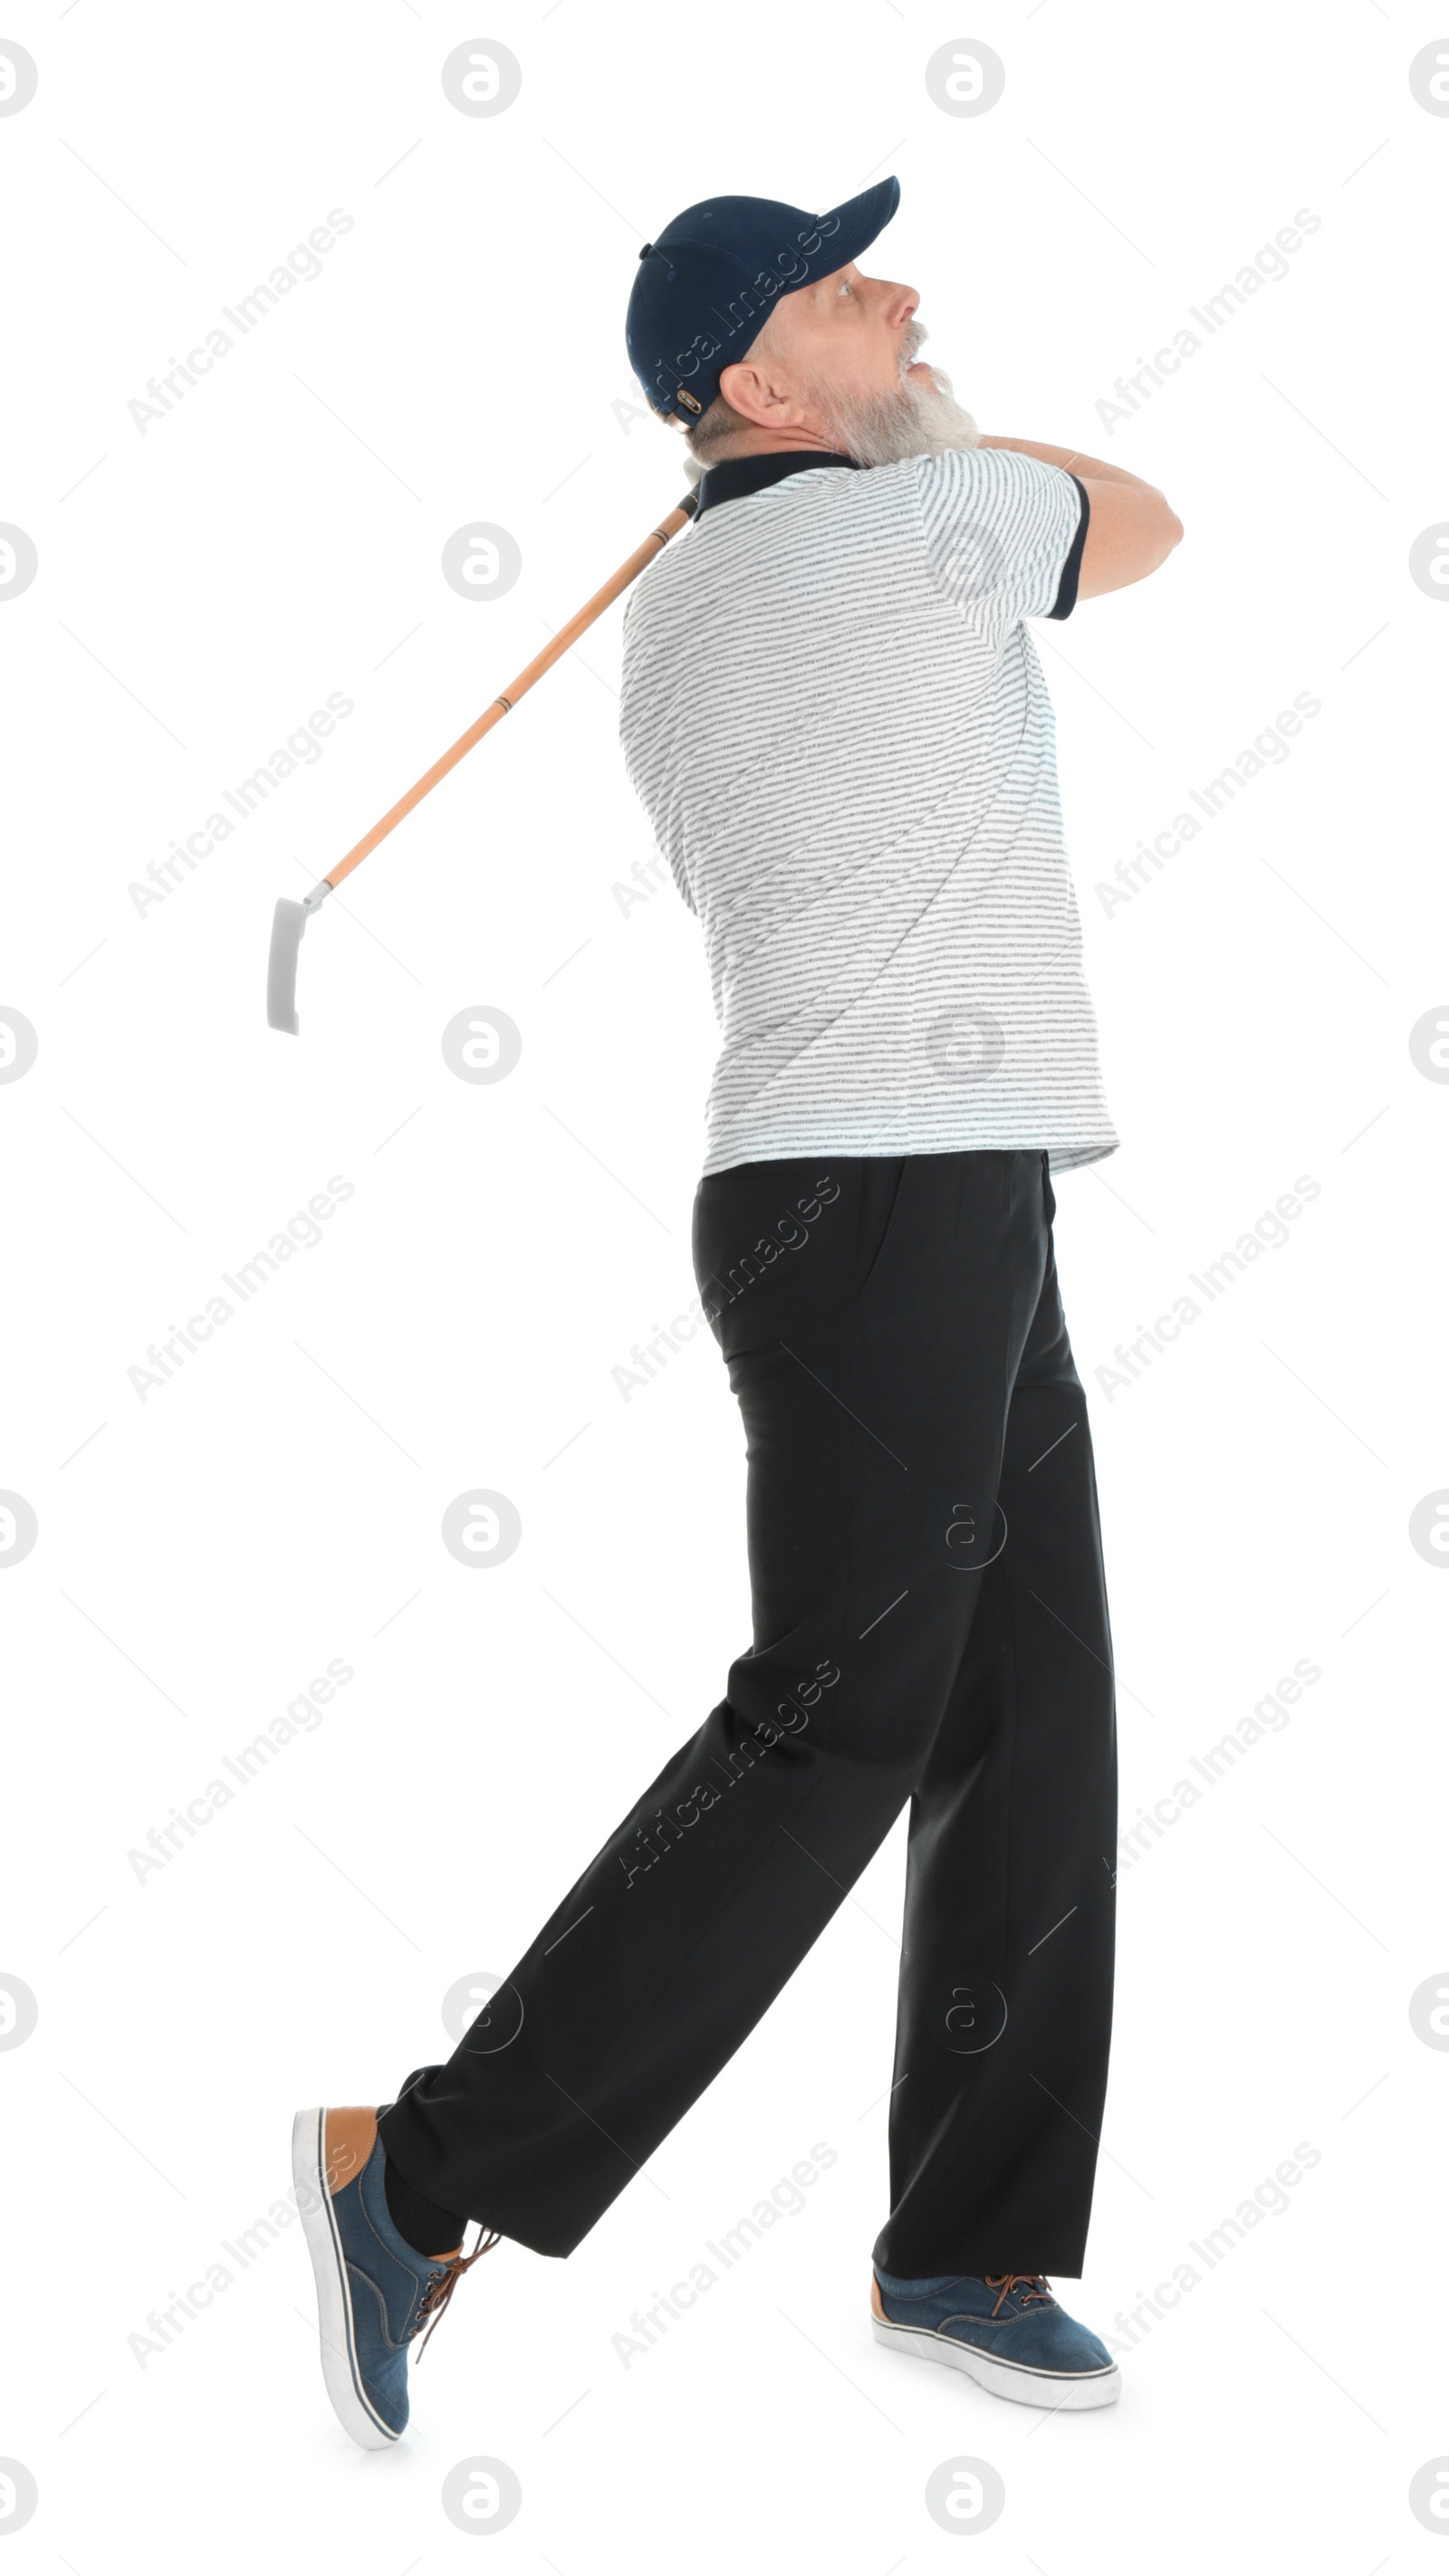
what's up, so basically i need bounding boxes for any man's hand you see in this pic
[978,435,1184,600]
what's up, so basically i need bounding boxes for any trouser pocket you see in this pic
[855,1157,907,1298]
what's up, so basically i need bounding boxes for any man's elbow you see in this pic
[1137,495,1183,581]
[1077,482,1185,599]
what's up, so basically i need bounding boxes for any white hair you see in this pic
[681,303,791,474]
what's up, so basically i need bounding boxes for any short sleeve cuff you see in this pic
[1048,475,1090,620]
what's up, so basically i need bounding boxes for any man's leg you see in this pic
[376,1149,1055,2256]
[872,1164,1118,2281]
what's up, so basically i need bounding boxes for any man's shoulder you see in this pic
[915,444,1072,508]
[631,457,923,603]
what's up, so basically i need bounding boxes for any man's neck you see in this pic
[699,428,840,463]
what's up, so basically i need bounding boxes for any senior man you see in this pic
[296,177,1182,2448]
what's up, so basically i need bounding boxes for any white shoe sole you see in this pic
[871,2313,1120,2410]
[293,2107,400,2449]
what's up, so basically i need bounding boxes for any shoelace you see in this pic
[983,2273,1053,2317]
[412,2225,502,2358]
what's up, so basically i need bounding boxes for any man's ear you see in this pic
[718,356,785,430]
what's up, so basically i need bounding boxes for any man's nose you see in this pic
[878,279,919,330]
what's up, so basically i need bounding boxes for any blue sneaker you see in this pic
[293,2105,497,2447]
[871,2266,1119,2409]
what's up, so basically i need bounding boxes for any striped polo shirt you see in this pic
[618,444,1118,1178]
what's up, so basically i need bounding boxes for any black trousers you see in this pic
[379,1149,1118,2277]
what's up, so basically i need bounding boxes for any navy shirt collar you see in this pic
[693,448,859,515]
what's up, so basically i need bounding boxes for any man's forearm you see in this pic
[976,435,1163,493]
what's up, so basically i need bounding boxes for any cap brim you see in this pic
[810,175,901,276]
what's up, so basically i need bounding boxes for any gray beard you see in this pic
[802,326,980,466]
[807,367,980,466]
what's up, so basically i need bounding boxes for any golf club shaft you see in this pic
[324,493,698,895]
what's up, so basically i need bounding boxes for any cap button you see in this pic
[638,241,652,259]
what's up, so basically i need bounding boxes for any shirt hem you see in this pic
[698,1130,1120,1179]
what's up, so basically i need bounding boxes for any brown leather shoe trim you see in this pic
[323,2105,378,2194]
[870,2271,887,2321]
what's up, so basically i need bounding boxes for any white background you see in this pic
[2,0,1444,2565]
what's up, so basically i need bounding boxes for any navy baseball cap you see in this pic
[626,177,901,426]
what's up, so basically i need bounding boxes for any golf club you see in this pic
[266,488,700,1034]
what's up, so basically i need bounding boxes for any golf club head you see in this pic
[267,879,333,1034]
[266,897,307,1035]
